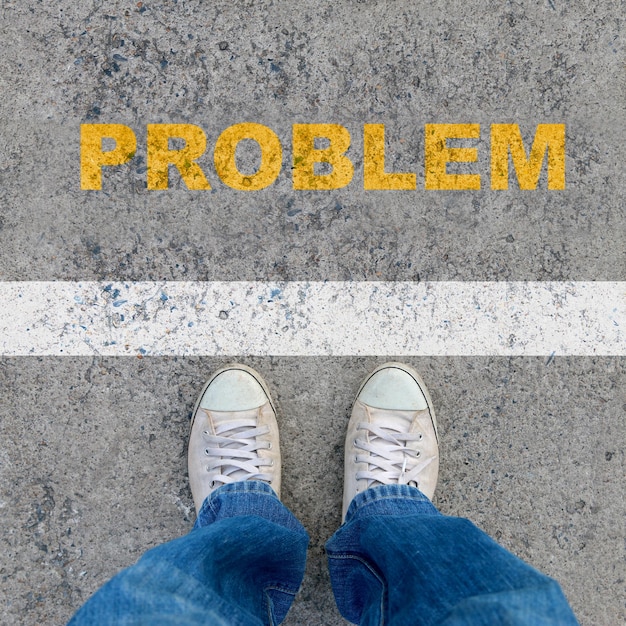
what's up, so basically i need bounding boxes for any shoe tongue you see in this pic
[367,407,418,470]
[204,409,259,481]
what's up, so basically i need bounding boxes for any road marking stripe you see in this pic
[0,281,623,356]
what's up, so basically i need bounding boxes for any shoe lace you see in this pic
[354,422,435,489]
[202,416,274,488]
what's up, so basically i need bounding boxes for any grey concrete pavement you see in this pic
[0,1,624,624]
[1,357,624,624]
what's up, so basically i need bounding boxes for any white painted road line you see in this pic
[0,281,623,356]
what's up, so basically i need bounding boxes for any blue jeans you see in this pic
[69,482,578,625]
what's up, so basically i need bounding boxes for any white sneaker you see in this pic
[342,362,439,520]
[188,364,281,514]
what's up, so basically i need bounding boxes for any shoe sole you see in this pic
[353,361,439,443]
[190,363,278,431]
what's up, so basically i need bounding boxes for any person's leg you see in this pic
[328,485,577,625]
[69,365,308,626]
[327,362,578,625]
[70,482,308,626]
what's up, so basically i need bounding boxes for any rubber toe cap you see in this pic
[199,369,269,411]
[358,365,428,411]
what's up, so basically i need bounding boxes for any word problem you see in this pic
[80,123,565,191]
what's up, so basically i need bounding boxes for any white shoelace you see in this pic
[202,417,274,488]
[354,422,435,488]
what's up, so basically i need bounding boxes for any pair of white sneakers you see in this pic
[188,362,439,521]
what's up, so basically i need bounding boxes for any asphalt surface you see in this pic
[0,2,624,624]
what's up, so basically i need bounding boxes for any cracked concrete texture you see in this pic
[0,0,625,624]
[0,357,624,625]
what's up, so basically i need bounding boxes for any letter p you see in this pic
[80,124,137,190]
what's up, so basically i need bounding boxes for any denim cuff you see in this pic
[194,480,307,536]
[344,484,440,524]
[200,479,279,504]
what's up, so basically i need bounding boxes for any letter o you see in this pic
[214,123,282,190]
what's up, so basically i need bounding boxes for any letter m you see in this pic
[491,124,565,190]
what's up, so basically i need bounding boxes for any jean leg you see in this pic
[69,482,309,626]
[326,484,578,626]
